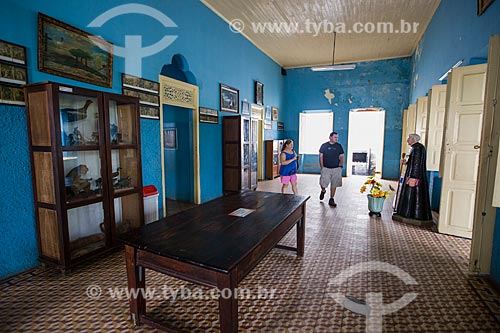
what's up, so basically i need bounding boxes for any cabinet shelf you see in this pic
[66,194,103,209]
[62,145,100,152]
[110,144,137,150]
[25,81,144,272]
[113,187,139,198]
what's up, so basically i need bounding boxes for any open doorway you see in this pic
[347,108,385,177]
[163,105,196,216]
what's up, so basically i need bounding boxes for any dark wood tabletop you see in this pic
[118,191,310,273]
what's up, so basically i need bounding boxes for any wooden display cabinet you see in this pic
[223,116,258,192]
[25,82,144,272]
[265,140,283,180]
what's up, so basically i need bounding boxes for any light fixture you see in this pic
[311,32,356,71]
[438,60,463,81]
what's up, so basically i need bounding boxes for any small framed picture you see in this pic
[0,39,27,65]
[164,128,177,149]
[255,81,263,105]
[140,106,160,120]
[265,106,272,120]
[0,84,25,105]
[272,106,278,121]
[264,120,272,130]
[241,100,250,115]
[122,73,159,94]
[277,122,285,131]
[199,107,219,124]
[122,87,160,107]
[0,62,27,85]
[220,84,239,113]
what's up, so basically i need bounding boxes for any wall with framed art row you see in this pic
[0,0,284,278]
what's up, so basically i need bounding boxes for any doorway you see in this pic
[347,109,386,177]
[163,105,194,214]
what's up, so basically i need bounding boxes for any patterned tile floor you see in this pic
[1,174,500,332]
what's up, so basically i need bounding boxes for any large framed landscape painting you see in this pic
[38,13,113,87]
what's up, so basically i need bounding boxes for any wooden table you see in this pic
[118,191,309,332]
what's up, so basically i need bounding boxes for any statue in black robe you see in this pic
[396,135,432,221]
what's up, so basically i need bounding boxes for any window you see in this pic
[299,112,334,154]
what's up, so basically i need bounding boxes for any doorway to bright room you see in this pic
[347,109,385,177]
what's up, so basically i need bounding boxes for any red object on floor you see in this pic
[143,185,158,197]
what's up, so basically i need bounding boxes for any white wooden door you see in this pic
[426,85,447,171]
[403,104,417,155]
[400,109,408,159]
[439,64,487,238]
[415,96,429,146]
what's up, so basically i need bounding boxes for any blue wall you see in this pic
[284,58,411,179]
[409,0,500,103]
[0,105,38,278]
[408,0,500,284]
[0,0,284,279]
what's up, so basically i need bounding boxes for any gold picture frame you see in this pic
[38,13,113,87]
[478,0,495,15]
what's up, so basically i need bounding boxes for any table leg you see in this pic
[124,245,146,326]
[297,205,306,257]
[217,272,238,333]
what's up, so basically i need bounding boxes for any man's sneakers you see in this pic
[319,190,326,200]
[328,198,337,207]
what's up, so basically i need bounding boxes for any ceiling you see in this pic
[201,0,441,69]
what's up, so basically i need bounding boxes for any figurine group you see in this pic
[60,99,124,146]
[65,164,132,199]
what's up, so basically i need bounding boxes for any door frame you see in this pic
[250,104,265,180]
[159,75,200,216]
[346,109,386,177]
[470,35,500,274]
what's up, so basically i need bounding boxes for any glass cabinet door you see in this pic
[108,100,137,145]
[59,93,99,147]
[63,151,103,203]
[106,95,142,236]
[67,202,106,259]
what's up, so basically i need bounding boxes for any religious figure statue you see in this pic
[394,133,432,222]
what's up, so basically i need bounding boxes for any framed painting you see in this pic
[199,107,219,124]
[164,128,177,149]
[38,13,113,87]
[272,106,278,121]
[478,0,495,15]
[255,81,263,105]
[241,100,250,115]
[220,84,239,113]
[277,121,285,131]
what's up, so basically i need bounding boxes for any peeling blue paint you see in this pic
[284,58,411,178]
